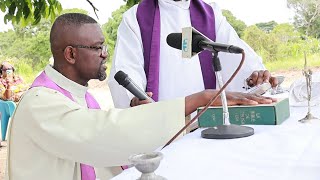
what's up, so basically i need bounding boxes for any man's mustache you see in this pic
[101,59,107,65]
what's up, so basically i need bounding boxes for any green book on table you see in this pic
[197,98,290,127]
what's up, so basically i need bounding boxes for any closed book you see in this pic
[197,98,290,127]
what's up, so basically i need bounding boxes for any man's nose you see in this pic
[101,51,108,59]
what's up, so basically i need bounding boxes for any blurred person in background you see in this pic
[0,61,28,102]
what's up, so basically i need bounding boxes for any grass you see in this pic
[265,53,320,72]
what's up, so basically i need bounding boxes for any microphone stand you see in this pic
[201,52,254,139]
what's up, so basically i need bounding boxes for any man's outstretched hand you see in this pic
[185,90,277,116]
[129,89,276,117]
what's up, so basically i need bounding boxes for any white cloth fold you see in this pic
[289,72,320,107]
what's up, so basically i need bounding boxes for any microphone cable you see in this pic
[162,50,245,149]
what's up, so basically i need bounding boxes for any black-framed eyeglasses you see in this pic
[68,45,108,56]
[1,67,13,71]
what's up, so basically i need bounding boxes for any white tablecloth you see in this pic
[112,104,320,180]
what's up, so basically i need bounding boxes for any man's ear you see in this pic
[64,46,76,64]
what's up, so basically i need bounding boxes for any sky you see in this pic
[0,0,293,32]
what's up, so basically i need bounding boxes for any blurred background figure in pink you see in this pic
[0,61,28,102]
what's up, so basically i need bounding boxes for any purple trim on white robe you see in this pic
[31,71,98,180]
[137,0,216,101]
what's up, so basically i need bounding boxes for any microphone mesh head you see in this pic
[166,33,182,50]
[114,71,128,86]
[166,33,204,53]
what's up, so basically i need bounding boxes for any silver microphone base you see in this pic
[201,124,254,139]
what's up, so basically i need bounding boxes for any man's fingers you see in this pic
[248,70,273,87]
[130,95,153,107]
[247,71,259,87]
[228,97,258,106]
[130,97,140,107]
[256,70,265,85]
[262,70,271,83]
[226,93,259,105]
[146,92,153,97]
[139,99,152,105]
[244,93,275,104]
[269,76,278,88]
[226,92,277,106]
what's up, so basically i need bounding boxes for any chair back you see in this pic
[7,100,16,116]
[0,99,16,140]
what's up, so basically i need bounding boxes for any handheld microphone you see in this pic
[114,71,155,102]
[166,32,243,54]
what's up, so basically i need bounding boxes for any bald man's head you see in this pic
[50,13,97,53]
[49,13,107,85]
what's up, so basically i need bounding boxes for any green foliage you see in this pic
[101,1,139,74]
[0,8,89,83]
[0,27,51,82]
[124,0,140,7]
[0,30,17,55]
[265,53,320,72]
[243,25,279,61]
[0,55,36,83]
[60,8,88,15]
[222,10,247,37]
[243,23,320,64]
[287,0,320,38]
[1,0,62,26]
[102,5,130,74]
[2,18,47,69]
[103,5,128,46]
[270,23,300,58]
[256,21,278,33]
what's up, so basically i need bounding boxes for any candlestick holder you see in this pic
[299,53,319,123]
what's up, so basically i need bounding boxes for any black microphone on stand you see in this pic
[114,71,155,102]
[166,32,243,54]
[165,30,254,140]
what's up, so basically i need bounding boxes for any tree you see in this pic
[0,0,96,26]
[102,5,129,63]
[124,0,140,7]
[0,8,89,83]
[0,0,62,26]
[271,23,302,58]
[243,25,280,62]
[222,10,247,37]
[102,1,140,64]
[287,0,320,38]
[255,21,278,33]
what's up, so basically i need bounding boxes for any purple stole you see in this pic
[31,72,98,180]
[137,0,216,101]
